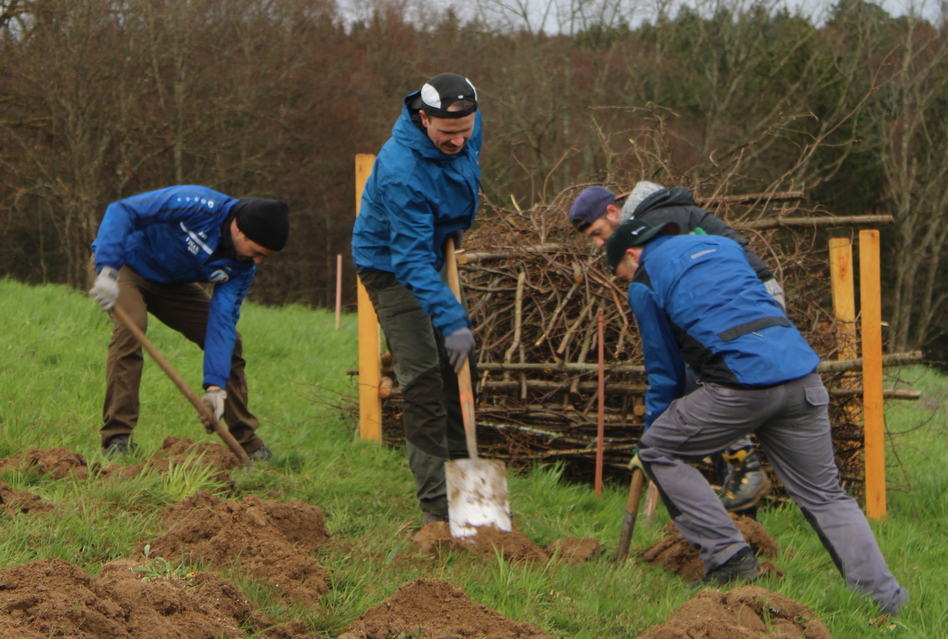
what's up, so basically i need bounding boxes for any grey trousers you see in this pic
[359,269,469,520]
[639,373,907,614]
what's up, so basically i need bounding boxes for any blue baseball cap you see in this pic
[568,186,617,231]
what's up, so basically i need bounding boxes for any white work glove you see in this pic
[201,387,227,424]
[89,266,120,311]
[444,327,474,374]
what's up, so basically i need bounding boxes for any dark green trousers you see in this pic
[359,269,471,521]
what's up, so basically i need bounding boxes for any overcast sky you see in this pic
[340,0,943,33]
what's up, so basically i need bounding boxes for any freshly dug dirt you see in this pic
[338,578,552,639]
[0,557,314,638]
[103,436,241,487]
[412,522,601,563]
[547,536,602,563]
[0,481,53,515]
[636,585,832,638]
[0,446,90,479]
[142,491,331,604]
[641,516,778,582]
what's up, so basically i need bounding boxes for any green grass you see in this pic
[0,278,945,638]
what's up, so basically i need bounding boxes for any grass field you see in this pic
[0,278,945,638]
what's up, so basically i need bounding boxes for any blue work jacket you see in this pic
[628,234,819,429]
[352,92,482,335]
[91,185,255,389]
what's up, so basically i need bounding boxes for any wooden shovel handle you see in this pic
[110,304,250,465]
[444,237,478,460]
[616,468,646,560]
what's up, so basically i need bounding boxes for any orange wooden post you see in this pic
[355,153,381,442]
[335,253,343,331]
[828,238,858,361]
[859,229,886,518]
[828,237,861,426]
[595,307,605,497]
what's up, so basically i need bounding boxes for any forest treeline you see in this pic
[0,0,944,360]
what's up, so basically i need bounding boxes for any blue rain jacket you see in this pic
[628,234,819,429]
[352,92,482,335]
[91,185,255,389]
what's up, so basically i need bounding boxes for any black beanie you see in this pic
[233,198,289,251]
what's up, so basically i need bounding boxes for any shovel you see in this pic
[616,467,646,560]
[110,304,250,465]
[443,237,512,538]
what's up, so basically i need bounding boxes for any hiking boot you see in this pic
[720,447,771,512]
[704,547,759,585]
[247,443,273,461]
[422,511,448,526]
[102,434,136,457]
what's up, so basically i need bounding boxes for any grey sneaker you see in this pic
[102,434,136,457]
[704,547,759,585]
[720,448,772,511]
[247,443,273,461]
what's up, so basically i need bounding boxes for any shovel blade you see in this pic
[446,458,512,538]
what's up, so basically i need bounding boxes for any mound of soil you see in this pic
[104,436,241,487]
[412,522,601,563]
[0,557,313,638]
[0,481,53,515]
[641,516,779,582]
[338,578,552,639]
[142,491,331,604]
[636,585,832,638]
[0,447,90,480]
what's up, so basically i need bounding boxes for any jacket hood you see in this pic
[392,91,477,162]
[634,185,697,216]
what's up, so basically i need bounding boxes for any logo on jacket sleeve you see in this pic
[209,269,230,283]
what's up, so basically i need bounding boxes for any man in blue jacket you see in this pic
[352,73,481,525]
[570,182,780,512]
[605,218,907,615]
[89,185,289,460]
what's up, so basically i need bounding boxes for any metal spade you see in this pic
[443,237,512,538]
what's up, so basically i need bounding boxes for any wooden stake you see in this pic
[829,237,860,426]
[355,153,381,442]
[859,229,886,518]
[335,253,342,331]
[595,307,605,497]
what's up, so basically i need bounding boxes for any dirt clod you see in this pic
[641,515,778,582]
[143,491,331,604]
[0,447,90,480]
[0,481,53,515]
[0,557,315,638]
[340,578,552,639]
[636,585,832,638]
[412,522,601,564]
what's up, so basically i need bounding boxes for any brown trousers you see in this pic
[99,265,261,451]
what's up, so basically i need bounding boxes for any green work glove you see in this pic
[628,449,647,475]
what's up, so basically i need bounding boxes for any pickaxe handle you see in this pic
[110,304,250,465]
[616,467,646,560]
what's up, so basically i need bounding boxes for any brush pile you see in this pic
[380,184,895,494]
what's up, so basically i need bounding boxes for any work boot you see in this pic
[247,443,273,462]
[102,434,136,458]
[720,447,771,512]
[422,511,448,526]
[704,547,759,585]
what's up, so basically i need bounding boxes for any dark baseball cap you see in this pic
[605,218,675,272]
[419,73,477,119]
[568,186,617,231]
